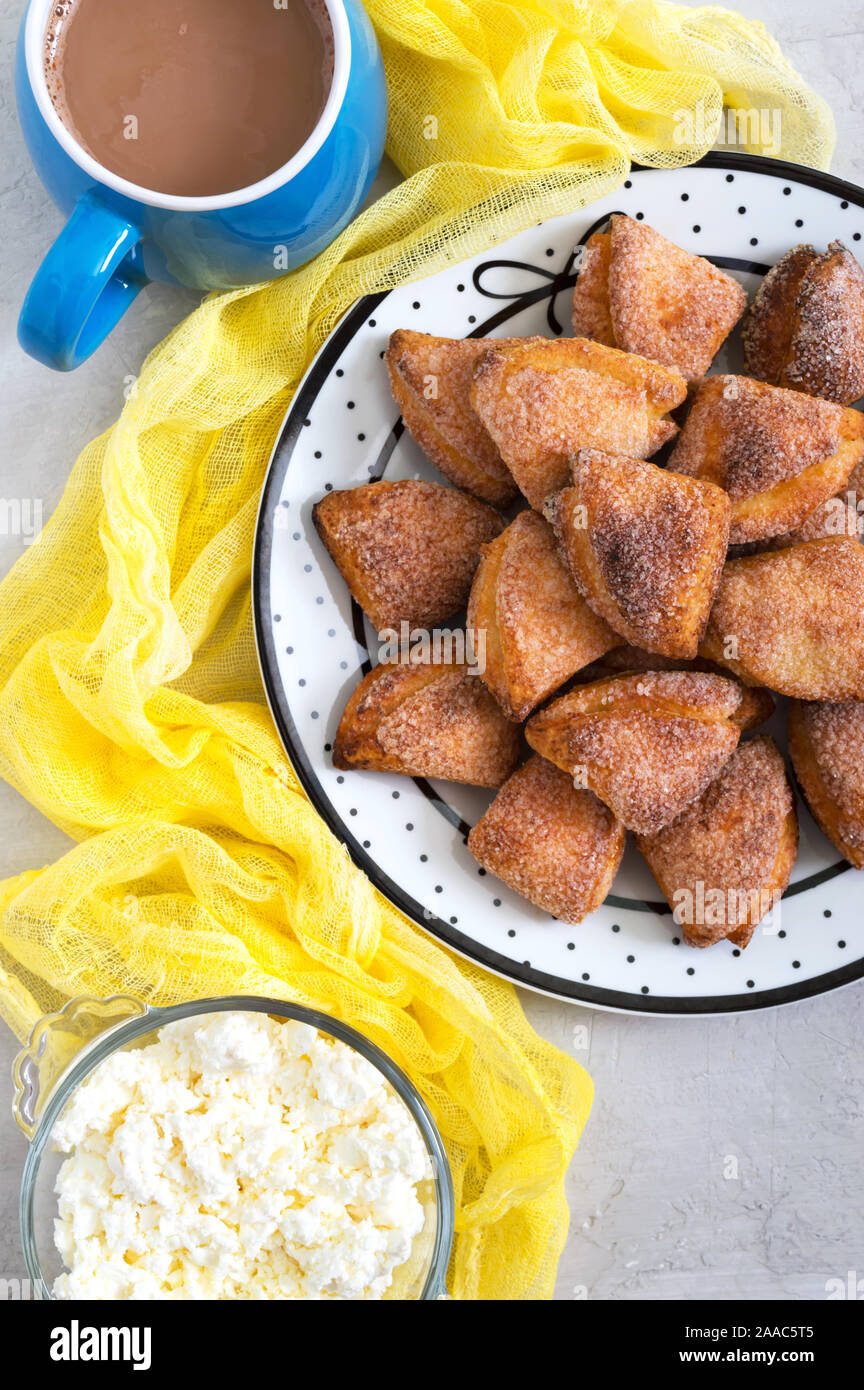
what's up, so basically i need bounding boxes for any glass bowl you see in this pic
[13,994,454,1300]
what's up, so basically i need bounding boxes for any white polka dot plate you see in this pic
[253,153,864,1014]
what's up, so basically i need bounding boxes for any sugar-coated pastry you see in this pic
[668,375,864,545]
[636,737,797,949]
[545,449,730,659]
[333,658,521,787]
[467,755,625,923]
[788,700,864,869]
[584,644,727,676]
[700,537,864,700]
[728,493,862,558]
[742,240,864,405]
[469,336,686,510]
[313,480,503,633]
[571,215,747,387]
[386,330,522,507]
[845,453,864,514]
[524,670,768,835]
[570,233,615,347]
[467,510,617,721]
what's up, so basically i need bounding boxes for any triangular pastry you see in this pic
[525,670,769,835]
[386,330,523,507]
[467,755,625,924]
[333,658,521,787]
[470,336,686,510]
[700,537,864,700]
[742,240,864,405]
[668,375,864,545]
[571,215,747,386]
[788,699,864,869]
[467,510,617,721]
[545,449,730,659]
[636,737,797,949]
[313,479,503,632]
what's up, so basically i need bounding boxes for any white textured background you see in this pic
[0,0,862,1300]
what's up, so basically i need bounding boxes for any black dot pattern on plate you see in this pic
[266,166,864,1012]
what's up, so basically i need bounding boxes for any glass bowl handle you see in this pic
[12,993,148,1138]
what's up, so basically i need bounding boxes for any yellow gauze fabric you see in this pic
[0,0,832,1299]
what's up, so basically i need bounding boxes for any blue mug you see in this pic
[15,0,387,371]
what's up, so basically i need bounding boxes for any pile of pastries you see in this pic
[312,214,864,950]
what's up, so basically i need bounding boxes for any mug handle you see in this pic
[18,191,148,371]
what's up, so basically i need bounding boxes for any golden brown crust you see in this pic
[636,736,798,948]
[585,644,729,676]
[743,241,864,405]
[570,232,616,346]
[788,700,864,869]
[313,480,503,633]
[467,510,617,721]
[545,448,730,659]
[668,375,864,545]
[728,493,862,557]
[700,537,864,700]
[469,336,687,510]
[386,330,521,507]
[524,670,759,835]
[467,755,625,923]
[605,215,747,387]
[332,659,521,787]
[741,244,818,386]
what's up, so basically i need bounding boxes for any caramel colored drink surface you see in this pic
[44,0,334,197]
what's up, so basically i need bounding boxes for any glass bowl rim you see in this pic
[17,993,455,1300]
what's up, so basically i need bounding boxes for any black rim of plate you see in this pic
[253,151,864,1015]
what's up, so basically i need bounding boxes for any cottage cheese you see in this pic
[51,1011,431,1300]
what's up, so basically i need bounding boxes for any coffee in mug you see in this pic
[43,0,335,197]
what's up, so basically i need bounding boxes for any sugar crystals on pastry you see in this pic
[700,537,864,700]
[467,510,617,721]
[525,670,770,835]
[333,657,521,787]
[788,700,864,869]
[571,214,747,387]
[668,374,864,545]
[728,492,862,558]
[545,448,730,659]
[742,240,864,405]
[469,336,686,510]
[636,736,797,949]
[313,479,503,633]
[386,330,522,507]
[468,754,625,923]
